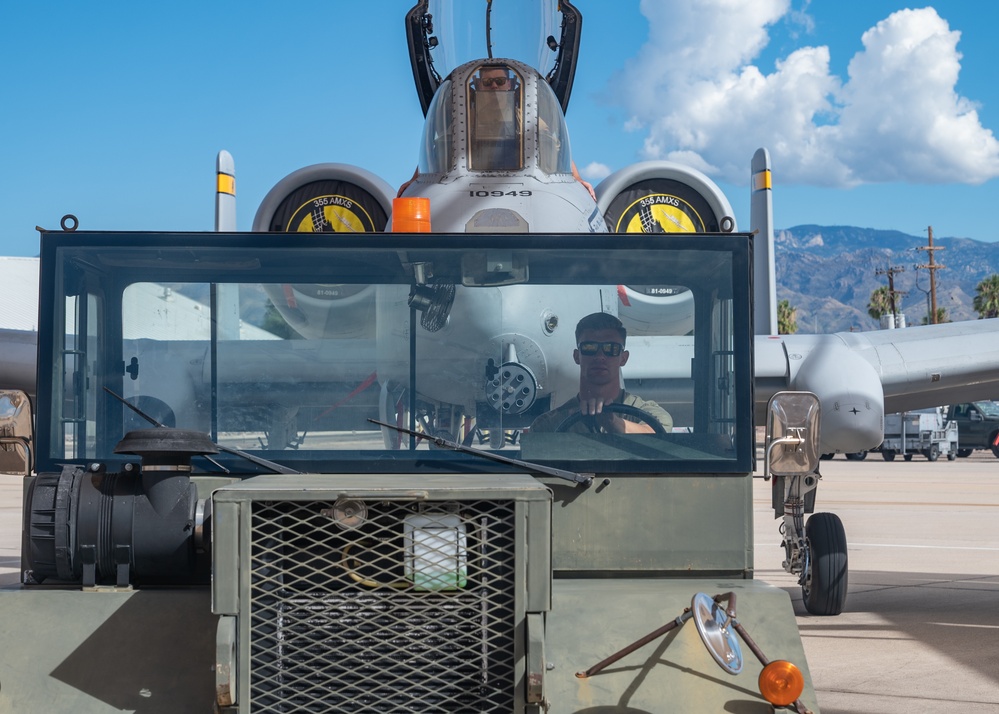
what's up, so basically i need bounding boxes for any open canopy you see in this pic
[406,0,581,115]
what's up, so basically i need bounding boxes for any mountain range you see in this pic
[774,225,999,334]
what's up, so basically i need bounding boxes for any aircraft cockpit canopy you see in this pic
[419,60,573,177]
[407,0,581,115]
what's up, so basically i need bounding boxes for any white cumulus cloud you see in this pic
[580,161,612,180]
[612,1,999,187]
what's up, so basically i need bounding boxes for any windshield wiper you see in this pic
[105,387,301,475]
[369,418,592,486]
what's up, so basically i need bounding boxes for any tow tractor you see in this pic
[0,1,848,710]
[0,224,832,712]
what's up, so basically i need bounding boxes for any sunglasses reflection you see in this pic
[577,341,624,357]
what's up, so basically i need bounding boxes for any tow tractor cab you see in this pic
[1,226,821,713]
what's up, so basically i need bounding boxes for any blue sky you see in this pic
[2,1,998,257]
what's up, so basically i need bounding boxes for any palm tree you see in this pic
[867,286,893,320]
[973,274,999,319]
[777,299,797,334]
[920,307,949,325]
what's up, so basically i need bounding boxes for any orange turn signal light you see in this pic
[392,197,431,232]
[758,660,804,707]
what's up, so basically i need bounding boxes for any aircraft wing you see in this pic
[756,318,999,453]
[844,319,999,411]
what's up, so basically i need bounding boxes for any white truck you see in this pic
[879,407,959,462]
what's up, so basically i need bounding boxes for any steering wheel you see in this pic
[554,402,669,436]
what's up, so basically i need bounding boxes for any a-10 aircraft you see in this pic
[2,0,996,455]
[212,0,999,458]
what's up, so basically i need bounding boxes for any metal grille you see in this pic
[248,499,518,713]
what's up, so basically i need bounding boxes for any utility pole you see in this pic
[915,226,945,324]
[875,265,906,327]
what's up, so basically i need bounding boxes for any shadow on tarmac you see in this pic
[777,569,999,692]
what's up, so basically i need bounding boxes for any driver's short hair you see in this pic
[575,312,626,343]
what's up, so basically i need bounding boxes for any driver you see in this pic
[530,312,672,433]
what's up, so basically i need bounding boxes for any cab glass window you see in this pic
[38,234,752,475]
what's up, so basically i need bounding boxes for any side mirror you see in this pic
[764,391,820,478]
[970,411,983,422]
[0,389,33,475]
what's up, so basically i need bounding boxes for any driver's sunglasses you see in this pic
[577,341,624,357]
[479,76,509,87]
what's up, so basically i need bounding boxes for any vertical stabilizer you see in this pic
[215,150,240,338]
[215,150,236,231]
[751,148,777,335]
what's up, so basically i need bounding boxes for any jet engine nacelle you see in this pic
[253,163,395,340]
[787,335,885,454]
[595,161,737,337]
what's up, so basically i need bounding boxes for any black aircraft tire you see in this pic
[882,450,896,462]
[802,512,848,616]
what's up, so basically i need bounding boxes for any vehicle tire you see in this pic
[991,432,999,458]
[903,453,913,462]
[820,453,834,461]
[957,448,973,458]
[926,444,939,462]
[845,451,867,461]
[947,451,957,461]
[881,450,895,462]
[802,512,848,616]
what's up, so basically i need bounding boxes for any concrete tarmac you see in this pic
[753,451,999,713]
[2,453,997,712]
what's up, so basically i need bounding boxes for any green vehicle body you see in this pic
[0,230,821,713]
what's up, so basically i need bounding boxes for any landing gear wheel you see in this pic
[802,512,848,616]
[554,402,668,436]
[926,444,939,462]
[881,450,896,462]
